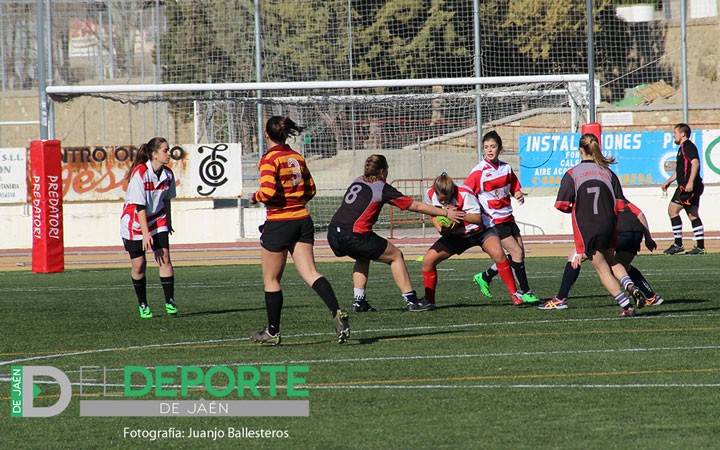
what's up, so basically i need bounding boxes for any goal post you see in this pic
[46,74,591,230]
[46,73,592,153]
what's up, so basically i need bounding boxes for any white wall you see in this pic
[1,199,265,250]
[3,185,717,249]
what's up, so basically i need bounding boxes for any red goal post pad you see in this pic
[30,140,64,273]
[581,123,602,148]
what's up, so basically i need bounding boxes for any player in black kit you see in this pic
[537,133,645,317]
[661,123,706,255]
[327,154,464,313]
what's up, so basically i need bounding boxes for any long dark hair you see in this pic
[482,130,503,150]
[266,116,305,144]
[126,137,168,182]
[363,154,389,182]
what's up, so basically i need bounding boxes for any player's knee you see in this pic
[385,246,404,262]
[421,258,437,272]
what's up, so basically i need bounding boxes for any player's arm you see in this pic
[461,213,484,225]
[463,169,482,196]
[165,200,173,234]
[509,171,525,205]
[685,158,700,192]
[627,202,656,251]
[661,172,677,193]
[136,206,153,251]
[408,200,465,222]
[251,159,278,204]
[611,172,628,212]
[302,163,317,202]
[513,190,525,205]
[554,173,575,213]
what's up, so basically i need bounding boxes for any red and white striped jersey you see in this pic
[464,158,521,224]
[120,161,177,240]
[424,183,492,235]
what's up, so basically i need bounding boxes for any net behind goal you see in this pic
[47,75,590,229]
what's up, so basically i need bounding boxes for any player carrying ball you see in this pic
[327,155,464,312]
[421,173,523,306]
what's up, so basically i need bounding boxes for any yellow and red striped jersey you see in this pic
[251,144,316,221]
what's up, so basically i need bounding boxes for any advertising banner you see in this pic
[60,143,242,201]
[0,148,27,203]
[519,130,704,188]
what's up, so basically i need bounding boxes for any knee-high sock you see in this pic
[423,270,438,304]
[312,277,341,315]
[160,276,174,303]
[691,218,704,249]
[557,262,581,300]
[671,216,683,246]
[510,260,530,293]
[484,264,499,282]
[132,277,147,306]
[614,291,632,309]
[265,290,283,335]
[628,265,654,298]
[497,259,517,295]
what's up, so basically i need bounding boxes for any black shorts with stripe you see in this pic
[671,183,703,208]
[260,216,315,252]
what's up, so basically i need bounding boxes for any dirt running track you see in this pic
[1,232,717,272]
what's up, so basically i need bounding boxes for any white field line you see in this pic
[3,344,720,393]
[1,344,717,378]
[1,311,719,369]
[0,265,716,292]
[306,383,720,389]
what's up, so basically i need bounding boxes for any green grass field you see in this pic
[1,254,719,449]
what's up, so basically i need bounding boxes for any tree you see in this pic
[353,0,473,82]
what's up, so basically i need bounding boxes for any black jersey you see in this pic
[330,178,414,234]
[676,140,703,187]
[555,160,627,256]
[617,202,645,234]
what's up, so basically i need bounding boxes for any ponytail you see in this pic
[266,116,305,144]
[579,133,615,170]
[363,154,389,182]
[432,172,456,201]
[125,137,168,182]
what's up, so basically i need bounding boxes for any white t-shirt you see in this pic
[120,161,176,240]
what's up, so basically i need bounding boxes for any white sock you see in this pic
[353,288,366,301]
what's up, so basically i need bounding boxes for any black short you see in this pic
[435,227,498,255]
[260,217,315,252]
[327,225,387,261]
[494,221,521,240]
[671,183,703,208]
[582,232,614,257]
[123,232,170,259]
[616,231,642,255]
